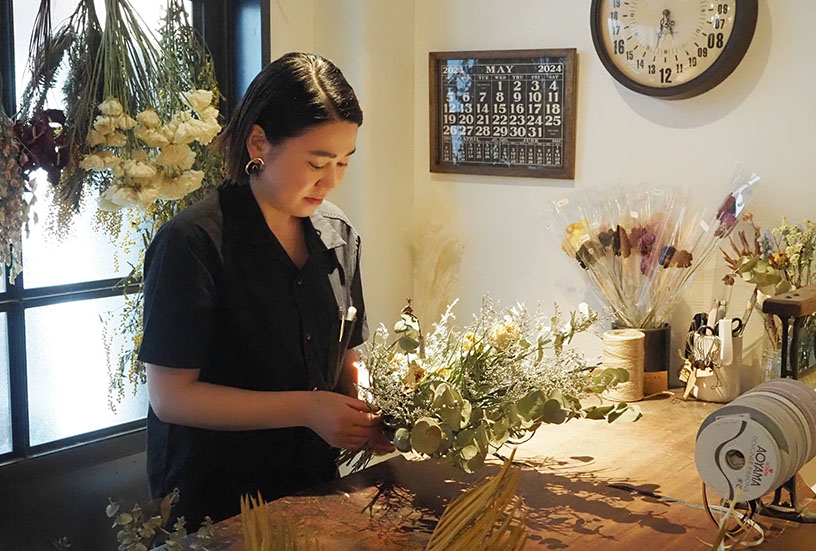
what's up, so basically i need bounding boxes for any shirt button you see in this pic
[296,279,303,286]
[306,333,313,341]
[315,229,321,236]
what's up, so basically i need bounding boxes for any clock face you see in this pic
[590,0,758,99]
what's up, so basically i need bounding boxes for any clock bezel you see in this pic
[589,0,758,100]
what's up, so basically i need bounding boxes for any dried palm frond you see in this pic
[426,448,528,551]
[241,492,322,551]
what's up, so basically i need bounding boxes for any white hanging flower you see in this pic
[80,150,121,171]
[114,113,138,130]
[93,116,117,136]
[197,119,221,145]
[180,89,214,113]
[134,126,170,148]
[136,110,161,129]
[122,159,157,179]
[98,98,124,117]
[157,143,195,168]
[159,169,204,200]
[174,118,207,145]
[106,132,128,147]
[198,105,219,123]
[88,129,107,147]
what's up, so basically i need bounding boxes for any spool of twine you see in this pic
[602,328,645,402]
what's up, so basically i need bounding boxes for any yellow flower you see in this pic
[563,220,590,254]
[136,110,161,129]
[98,98,123,117]
[461,331,476,352]
[180,89,214,113]
[489,317,520,349]
[157,143,195,169]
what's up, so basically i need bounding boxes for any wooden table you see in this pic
[179,393,816,550]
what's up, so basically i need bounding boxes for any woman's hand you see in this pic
[368,427,397,455]
[307,391,380,450]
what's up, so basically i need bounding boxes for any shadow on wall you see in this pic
[615,1,772,129]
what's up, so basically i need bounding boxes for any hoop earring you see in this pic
[244,157,265,176]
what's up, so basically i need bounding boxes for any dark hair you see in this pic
[219,52,363,184]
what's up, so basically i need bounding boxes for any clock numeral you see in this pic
[610,11,619,20]
[697,47,708,58]
[714,17,727,30]
[688,56,697,67]
[707,33,724,49]
[717,3,729,14]
[613,39,625,55]
[660,67,672,84]
[612,0,621,7]
[626,51,634,61]
[636,59,645,69]
[612,24,621,35]
[675,63,684,74]
[648,64,656,74]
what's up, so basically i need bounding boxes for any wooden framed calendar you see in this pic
[429,49,577,179]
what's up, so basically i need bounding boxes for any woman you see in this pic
[139,52,393,528]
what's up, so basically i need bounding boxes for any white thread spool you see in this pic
[602,329,645,401]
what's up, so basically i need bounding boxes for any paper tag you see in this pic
[630,210,639,219]
[579,234,591,244]
[700,220,710,232]
[653,188,665,196]
[555,198,569,208]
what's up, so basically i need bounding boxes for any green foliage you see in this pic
[105,489,214,551]
[341,298,640,474]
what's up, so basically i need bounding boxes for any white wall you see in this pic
[274,0,815,384]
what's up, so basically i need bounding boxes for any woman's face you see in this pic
[247,120,359,219]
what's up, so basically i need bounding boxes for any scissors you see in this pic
[729,317,744,337]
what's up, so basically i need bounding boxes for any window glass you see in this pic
[0,312,11,454]
[25,296,147,446]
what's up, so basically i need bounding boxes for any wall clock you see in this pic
[590,0,758,99]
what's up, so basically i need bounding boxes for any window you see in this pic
[1,0,221,467]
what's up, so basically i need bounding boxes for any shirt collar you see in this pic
[308,209,346,250]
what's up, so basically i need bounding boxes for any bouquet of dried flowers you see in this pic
[721,214,816,371]
[550,165,759,329]
[340,297,637,474]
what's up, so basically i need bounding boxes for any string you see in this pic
[602,329,645,402]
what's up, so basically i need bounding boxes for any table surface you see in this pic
[174,392,816,550]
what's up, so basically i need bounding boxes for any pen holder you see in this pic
[692,320,743,403]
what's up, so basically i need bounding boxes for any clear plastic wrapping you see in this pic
[549,164,760,328]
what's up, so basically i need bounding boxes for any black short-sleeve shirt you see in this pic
[138,183,368,527]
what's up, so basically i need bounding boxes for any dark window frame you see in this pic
[0,0,270,478]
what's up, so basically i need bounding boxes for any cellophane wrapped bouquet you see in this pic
[550,165,759,329]
[341,298,637,474]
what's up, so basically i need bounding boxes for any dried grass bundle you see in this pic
[405,188,464,324]
[240,493,322,551]
[426,448,528,551]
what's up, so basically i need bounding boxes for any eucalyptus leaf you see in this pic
[393,427,412,452]
[398,336,420,353]
[411,417,444,455]
[607,404,643,423]
[540,399,567,424]
[583,404,615,419]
